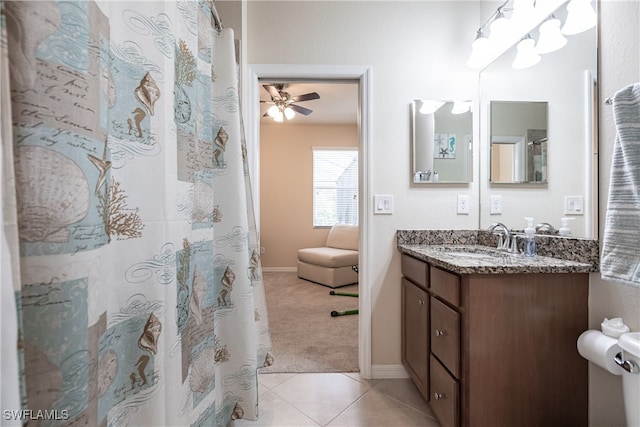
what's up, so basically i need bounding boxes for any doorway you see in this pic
[243,65,372,377]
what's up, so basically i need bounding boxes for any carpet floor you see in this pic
[260,271,359,373]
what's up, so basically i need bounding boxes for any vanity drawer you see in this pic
[402,254,428,289]
[431,297,460,378]
[430,267,460,306]
[430,354,459,427]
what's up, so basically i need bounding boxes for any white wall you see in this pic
[590,2,640,426]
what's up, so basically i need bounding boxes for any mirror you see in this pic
[490,101,548,184]
[479,11,597,238]
[411,100,472,184]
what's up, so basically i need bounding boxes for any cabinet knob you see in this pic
[434,392,444,400]
[435,329,445,337]
[417,299,425,305]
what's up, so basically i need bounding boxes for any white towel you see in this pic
[601,83,640,288]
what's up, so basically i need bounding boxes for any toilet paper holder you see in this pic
[614,352,639,374]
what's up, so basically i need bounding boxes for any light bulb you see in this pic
[536,16,567,54]
[284,106,295,120]
[562,0,597,36]
[273,110,284,122]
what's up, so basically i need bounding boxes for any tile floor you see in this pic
[229,372,441,427]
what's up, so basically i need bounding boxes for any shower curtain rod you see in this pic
[211,0,223,31]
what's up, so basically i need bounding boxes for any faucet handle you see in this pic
[509,235,521,253]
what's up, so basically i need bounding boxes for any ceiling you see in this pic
[259,81,359,126]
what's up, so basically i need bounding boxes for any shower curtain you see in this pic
[1,1,272,426]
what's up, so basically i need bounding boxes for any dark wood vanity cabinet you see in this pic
[401,254,430,402]
[401,253,589,427]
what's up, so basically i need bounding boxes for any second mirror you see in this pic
[490,100,548,184]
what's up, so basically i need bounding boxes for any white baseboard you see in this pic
[262,267,297,273]
[371,364,410,379]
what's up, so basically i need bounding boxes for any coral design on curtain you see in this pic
[1,1,272,426]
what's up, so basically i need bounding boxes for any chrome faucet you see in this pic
[535,222,557,234]
[487,222,513,252]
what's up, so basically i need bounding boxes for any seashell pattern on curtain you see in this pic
[0,1,272,425]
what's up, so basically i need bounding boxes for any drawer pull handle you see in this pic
[435,329,445,337]
[434,392,444,400]
[417,299,425,305]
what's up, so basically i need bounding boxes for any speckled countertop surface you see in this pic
[397,230,600,275]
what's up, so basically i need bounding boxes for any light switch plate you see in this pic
[374,195,393,214]
[564,196,584,215]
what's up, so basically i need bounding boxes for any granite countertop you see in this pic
[397,230,600,275]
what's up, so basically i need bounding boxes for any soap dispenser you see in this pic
[524,217,536,257]
[559,217,575,236]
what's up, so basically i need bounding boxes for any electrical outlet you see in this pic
[457,194,470,215]
[490,195,502,214]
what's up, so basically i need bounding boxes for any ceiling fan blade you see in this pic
[291,92,320,102]
[263,84,281,100]
[290,104,313,115]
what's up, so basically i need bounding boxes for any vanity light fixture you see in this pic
[419,100,445,115]
[512,34,541,69]
[561,0,597,35]
[451,101,471,114]
[466,0,596,70]
[535,15,567,54]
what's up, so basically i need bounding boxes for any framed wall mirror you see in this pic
[478,7,598,238]
[490,101,548,184]
[411,100,472,184]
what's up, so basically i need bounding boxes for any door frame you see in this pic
[243,64,372,378]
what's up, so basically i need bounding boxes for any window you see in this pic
[313,148,358,227]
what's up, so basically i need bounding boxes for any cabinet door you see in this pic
[431,297,460,378]
[401,278,429,400]
[430,354,459,427]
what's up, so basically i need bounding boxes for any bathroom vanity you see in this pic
[398,230,599,427]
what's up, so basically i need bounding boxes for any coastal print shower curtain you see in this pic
[1,1,272,425]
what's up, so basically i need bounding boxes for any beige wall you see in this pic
[260,124,358,268]
[589,2,640,426]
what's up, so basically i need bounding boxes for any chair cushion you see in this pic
[326,224,359,251]
[297,247,358,268]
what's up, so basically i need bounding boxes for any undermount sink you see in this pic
[432,245,511,258]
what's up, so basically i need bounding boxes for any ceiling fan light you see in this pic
[562,0,596,36]
[536,16,567,54]
[284,106,295,120]
[273,110,284,122]
[267,105,279,118]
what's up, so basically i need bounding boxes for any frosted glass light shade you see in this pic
[284,106,295,120]
[273,110,284,122]
[451,101,471,115]
[562,0,597,35]
[267,105,279,118]
[489,12,510,42]
[512,37,541,69]
[536,17,567,54]
[466,33,491,69]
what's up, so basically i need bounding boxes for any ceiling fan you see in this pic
[261,83,320,122]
